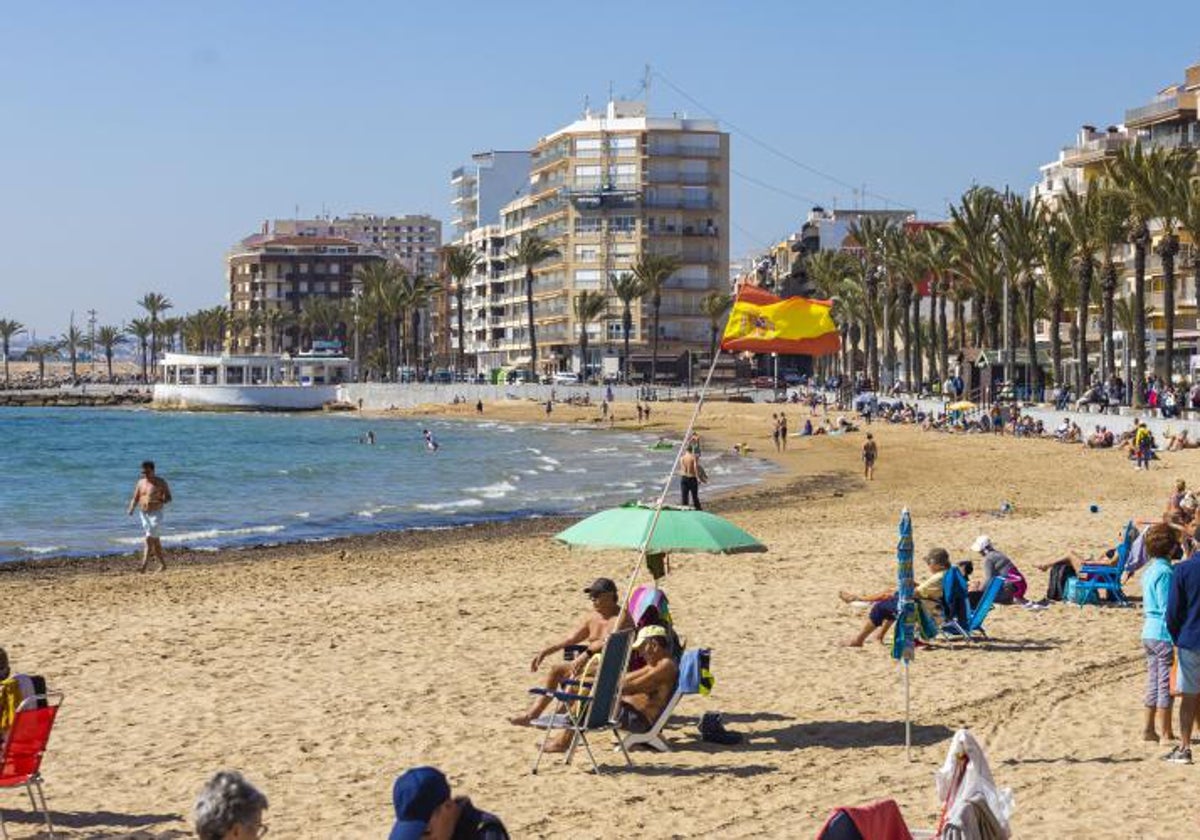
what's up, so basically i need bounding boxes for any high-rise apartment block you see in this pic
[450,100,730,381]
[450,151,532,237]
[273,214,442,277]
[226,234,384,352]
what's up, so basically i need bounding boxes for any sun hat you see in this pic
[389,767,451,840]
[634,625,668,648]
[971,535,992,553]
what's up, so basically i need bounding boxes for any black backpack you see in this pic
[1045,560,1076,602]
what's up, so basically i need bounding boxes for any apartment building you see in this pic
[450,151,531,237]
[272,214,442,277]
[1125,62,1200,153]
[226,233,384,352]
[450,99,730,381]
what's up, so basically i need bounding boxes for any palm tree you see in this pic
[1038,213,1075,390]
[847,216,896,387]
[997,193,1044,393]
[261,308,292,356]
[95,325,126,382]
[128,317,153,383]
[1091,184,1130,382]
[0,318,26,384]
[699,290,733,365]
[398,273,441,372]
[508,234,561,378]
[572,290,608,382]
[1114,296,1152,390]
[1177,173,1200,336]
[299,297,341,351]
[1056,184,1098,391]
[354,261,397,375]
[631,252,682,387]
[441,244,480,374]
[137,292,173,375]
[63,323,84,382]
[25,340,61,386]
[610,272,645,382]
[918,230,952,385]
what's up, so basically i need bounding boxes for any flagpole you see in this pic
[615,345,725,628]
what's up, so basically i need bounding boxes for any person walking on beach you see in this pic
[771,413,781,452]
[476,399,483,414]
[779,413,789,451]
[680,446,706,510]
[862,434,878,481]
[1135,420,1153,471]
[127,460,171,572]
[1165,529,1200,763]
[636,403,644,423]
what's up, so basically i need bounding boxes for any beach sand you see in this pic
[2,399,1197,838]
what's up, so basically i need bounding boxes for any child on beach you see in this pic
[862,434,877,480]
[1140,524,1178,744]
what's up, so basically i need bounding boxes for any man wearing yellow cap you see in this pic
[617,625,679,734]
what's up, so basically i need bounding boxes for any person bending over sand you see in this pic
[543,624,678,752]
[509,577,632,726]
[840,548,950,646]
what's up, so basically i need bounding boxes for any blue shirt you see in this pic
[1142,558,1173,642]
[1166,555,1200,649]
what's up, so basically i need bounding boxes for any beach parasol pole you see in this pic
[614,347,725,627]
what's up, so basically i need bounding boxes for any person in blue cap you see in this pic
[389,766,508,840]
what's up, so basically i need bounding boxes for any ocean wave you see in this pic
[590,446,619,453]
[112,524,287,546]
[464,481,517,499]
[563,467,587,474]
[537,455,561,466]
[294,511,311,518]
[19,545,65,555]
[526,447,542,455]
[415,498,485,512]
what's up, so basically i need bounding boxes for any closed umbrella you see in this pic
[892,508,916,760]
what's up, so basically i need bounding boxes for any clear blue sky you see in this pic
[0,1,1195,338]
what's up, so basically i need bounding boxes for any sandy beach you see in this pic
[3,398,1197,838]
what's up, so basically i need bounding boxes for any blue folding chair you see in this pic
[942,572,1003,642]
[529,629,634,774]
[939,566,971,639]
[1074,521,1137,606]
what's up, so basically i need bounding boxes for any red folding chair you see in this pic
[0,692,63,840]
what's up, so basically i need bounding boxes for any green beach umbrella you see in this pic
[553,502,767,555]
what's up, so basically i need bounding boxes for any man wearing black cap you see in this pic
[508,576,631,727]
[389,766,508,840]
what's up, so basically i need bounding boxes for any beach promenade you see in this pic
[2,399,1193,837]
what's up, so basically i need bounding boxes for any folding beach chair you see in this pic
[0,692,64,840]
[942,574,1003,642]
[529,629,634,774]
[1074,520,1137,606]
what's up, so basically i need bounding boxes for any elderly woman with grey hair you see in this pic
[194,771,269,840]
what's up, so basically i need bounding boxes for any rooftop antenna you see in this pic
[644,63,652,109]
[583,94,590,118]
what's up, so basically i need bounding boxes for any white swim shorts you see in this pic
[139,509,163,539]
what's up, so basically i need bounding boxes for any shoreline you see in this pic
[0,401,798,576]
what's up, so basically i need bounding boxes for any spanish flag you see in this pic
[720,286,840,355]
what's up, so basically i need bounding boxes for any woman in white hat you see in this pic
[970,535,1028,605]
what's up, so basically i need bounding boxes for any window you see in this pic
[608,136,637,153]
[574,245,600,262]
[610,216,636,233]
[575,137,602,158]
[299,263,309,274]
[608,163,637,187]
[329,262,340,274]
[574,164,601,187]
[612,242,637,260]
[575,216,603,234]
[299,282,309,293]
[574,269,603,289]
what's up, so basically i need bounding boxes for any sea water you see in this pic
[0,408,773,563]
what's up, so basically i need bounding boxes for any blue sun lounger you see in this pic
[941,570,1003,642]
[1073,520,1137,606]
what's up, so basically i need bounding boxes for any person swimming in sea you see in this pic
[423,429,439,452]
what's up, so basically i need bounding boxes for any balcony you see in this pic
[644,196,718,210]
[649,170,719,185]
[532,145,570,171]
[450,166,467,182]
[1125,92,1198,128]
[1062,135,1129,167]
[530,197,568,222]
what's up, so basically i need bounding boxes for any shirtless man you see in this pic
[509,578,631,726]
[679,448,705,510]
[127,460,172,572]
[862,433,878,480]
[543,624,679,752]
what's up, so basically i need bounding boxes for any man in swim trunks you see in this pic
[616,625,678,733]
[127,460,172,572]
[862,433,878,480]
[509,578,632,726]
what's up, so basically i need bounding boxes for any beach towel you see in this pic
[1123,527,1149,578]
[817,799,912,840]
[935,730,1014,840]
[677,649,714,696]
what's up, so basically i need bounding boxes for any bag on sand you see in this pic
[1045,560,1076,602]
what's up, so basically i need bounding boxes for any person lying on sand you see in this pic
[839,548,950,647]
[542,625,678,752]
[509,577,632,727]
